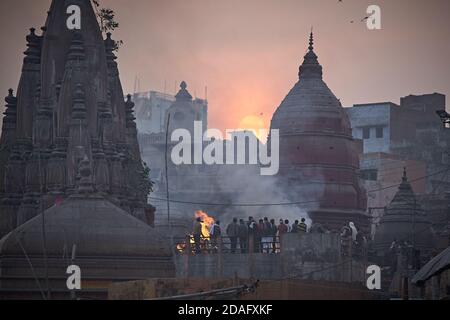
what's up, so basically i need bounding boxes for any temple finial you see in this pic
[298,29,322,79]
[308,27,314,51]
[402,167,407,182]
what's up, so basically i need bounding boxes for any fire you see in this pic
[195,210,215,238]
[176,211,216,253]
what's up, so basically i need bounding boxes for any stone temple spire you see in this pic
[2,89,18,129]
[298,31,323,80]
[373,168,434,253]
[105,32,118,69]
[0,0,152,234]
[23,28,42,65]
[0,89,18,146]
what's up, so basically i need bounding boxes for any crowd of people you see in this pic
[191,216,309,254]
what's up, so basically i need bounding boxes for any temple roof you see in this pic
[383,169,427,220]
[0,157,170,257]
[374,169,434,251]
[298,31,323,80]
[271,31,351,136]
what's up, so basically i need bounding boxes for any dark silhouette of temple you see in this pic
[270,32,369,233]
[0,0,174,299]
[0,0,154,239]
[374,169,435,256]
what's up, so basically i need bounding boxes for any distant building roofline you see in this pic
[132,91,176,101]
[352,102,400,108]
[401,92,445,99]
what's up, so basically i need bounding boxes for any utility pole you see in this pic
[70,244,77,300]
[412,198,416,251]
[165,113,176,262]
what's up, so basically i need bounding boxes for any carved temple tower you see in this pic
[0,0,153,238]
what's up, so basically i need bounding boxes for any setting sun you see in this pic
[238,115,267,141]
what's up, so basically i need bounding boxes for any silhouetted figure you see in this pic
[193,217,202,254]
[226,218,239,253]
[340,225,352,257]
[278,219,288,236]
[238,219,248,253]
[291,220,300,233]
[210,220,222,253]
[262,217,272,253]
[248,217,258,253]
[299,218,308,233]
[285,219,291,233]
[256,219,265,253]
[270,219,278,253]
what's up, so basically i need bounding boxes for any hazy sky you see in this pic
[1,0,449,133]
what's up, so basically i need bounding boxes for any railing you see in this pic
[174,235,282,255]
[174,233,368,261]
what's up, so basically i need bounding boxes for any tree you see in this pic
[141,161,155,196]
[91,0,123,51]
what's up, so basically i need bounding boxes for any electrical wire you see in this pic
[149,168,450,207]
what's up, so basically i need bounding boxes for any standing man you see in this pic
[262,217,272,253]
[226,218,239,253]
[299,218,308,233]
[210,220,222,253]
[193,217,202,254]
[285,220,291,233]
[278,219,288,236]
[291,220,300,233]
[256,219,265,253]
[270,219,278,253]
[238,219,248,253]
[248,217,258,253]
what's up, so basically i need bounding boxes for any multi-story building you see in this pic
[133,90,207,135]
[346,93,450,241]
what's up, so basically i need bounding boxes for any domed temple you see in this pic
[0,0,154,239]
[270,32,369,233]
[0,0,174,298]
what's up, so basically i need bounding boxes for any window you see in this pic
[376,127,384,138]
[361,169,378,181]
[362,127,370,139]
